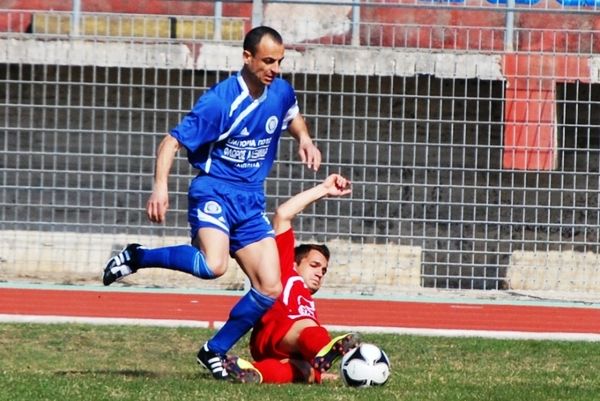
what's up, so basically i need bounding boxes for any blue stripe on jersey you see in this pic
[170,72,299,184]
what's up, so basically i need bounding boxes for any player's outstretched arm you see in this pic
[287,114,321,172]
[146,134,181,223]
[273,173,351,235]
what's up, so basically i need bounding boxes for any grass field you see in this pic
[1,323,600,401]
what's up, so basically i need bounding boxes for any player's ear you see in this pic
[243,49,252,65]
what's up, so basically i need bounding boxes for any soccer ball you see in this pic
[340,343,390,387]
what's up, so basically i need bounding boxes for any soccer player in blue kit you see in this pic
[102,26,321,380]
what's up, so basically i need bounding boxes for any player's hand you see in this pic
[298,139,321,172]
[287,359,318,383]
[146,186,169,223]
[323,173,351,197]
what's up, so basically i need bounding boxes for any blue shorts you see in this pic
[187,175,274,254]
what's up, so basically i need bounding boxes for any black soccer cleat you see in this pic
[102,243,141,286]
[197,343,229,380]
[312,332,361,372]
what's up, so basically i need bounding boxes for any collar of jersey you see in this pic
[236,72,267,102]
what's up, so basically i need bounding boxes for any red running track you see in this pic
[1,287,600,337]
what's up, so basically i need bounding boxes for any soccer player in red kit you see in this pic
[223,174,360,384]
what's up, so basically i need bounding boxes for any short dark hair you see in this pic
[243,26,283,55]
[294,244,330,264]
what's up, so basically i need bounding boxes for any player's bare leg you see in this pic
[192,227,231,277]
[234,237,282,298]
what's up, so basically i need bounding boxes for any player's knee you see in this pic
[205,256,228,277]
[269,282,283,298]
[255,281,282,299]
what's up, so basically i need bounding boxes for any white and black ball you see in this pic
[340,343,390,387]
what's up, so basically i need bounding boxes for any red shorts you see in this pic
[250,318,295,361]
[250,316,319,361]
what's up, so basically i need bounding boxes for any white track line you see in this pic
[2,314,600,342]
[325,324,600,342]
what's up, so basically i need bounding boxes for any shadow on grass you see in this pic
[53,369,211,381]
[54,369,164,378]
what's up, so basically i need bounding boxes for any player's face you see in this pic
[243,36,285,88]
[297,250,328,294]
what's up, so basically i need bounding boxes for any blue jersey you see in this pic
[171,73,299,184]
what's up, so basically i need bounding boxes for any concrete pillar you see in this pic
[502,54,590,170]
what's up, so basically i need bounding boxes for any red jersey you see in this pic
[249,228,319,361]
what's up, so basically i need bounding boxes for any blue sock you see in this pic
[207,287,276,354]
[136,245,215,279]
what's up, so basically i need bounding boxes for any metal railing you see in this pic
[1,1,600,297]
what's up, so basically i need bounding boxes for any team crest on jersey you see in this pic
[203,201,222,215]
[265,116,278,134]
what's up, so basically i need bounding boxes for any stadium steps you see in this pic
[30,12,245,40]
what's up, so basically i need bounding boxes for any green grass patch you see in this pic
[1,323,599,401]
